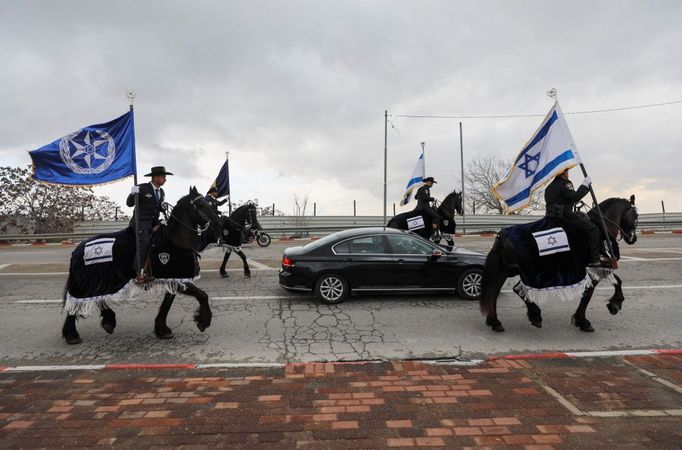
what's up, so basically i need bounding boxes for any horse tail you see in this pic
[479,232,508,316]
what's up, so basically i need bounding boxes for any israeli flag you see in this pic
[532,227,570,256]
[400,151,425,206]
[493,102,579,212]
[83,238,115,266]
[406,215,425,231]
[29,111,136,186]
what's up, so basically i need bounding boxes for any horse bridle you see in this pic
[581,201,638,244]
[165,195,215,235]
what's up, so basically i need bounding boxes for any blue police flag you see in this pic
[29,111,136,185]
[209,159,230,197]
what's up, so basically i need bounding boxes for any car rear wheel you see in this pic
[457,268,483,300]
[315,274,349,304]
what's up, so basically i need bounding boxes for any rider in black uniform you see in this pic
[544,168,604,267]
[205,186,227,215]
[414,177,440,239]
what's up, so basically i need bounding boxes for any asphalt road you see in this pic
[1,234,681,366]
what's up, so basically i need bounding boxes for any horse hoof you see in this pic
[531,321,542,328]
[101,323,115,334]
[580,322,595,332]
[65,336,82,345]
[155,329,174,340]
[607,303,620,315]
[492,324,505,332]
[244,271,251,278]
[220,272,229,278]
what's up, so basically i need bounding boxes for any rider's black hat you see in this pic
[145,166,174,177]
[423,177,437,183]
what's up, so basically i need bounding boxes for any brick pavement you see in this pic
[1,355,681,449]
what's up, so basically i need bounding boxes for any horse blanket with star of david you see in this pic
[64,227,199,316]
[503,217,595,303]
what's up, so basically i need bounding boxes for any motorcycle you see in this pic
[242,225,271,247]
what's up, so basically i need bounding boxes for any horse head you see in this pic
[592,196,639,245]
[246,202,262,230]
[180,186,221,231]
[438,190,463,219]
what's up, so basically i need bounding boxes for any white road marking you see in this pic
[0,267,278,277]
[246,259,272,269]
[0,251,59,255]
[13,284,682,304]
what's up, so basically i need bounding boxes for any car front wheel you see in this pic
[457,268,483,300]
[315,274,349,304]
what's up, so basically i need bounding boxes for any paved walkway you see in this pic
[1,354,681,448]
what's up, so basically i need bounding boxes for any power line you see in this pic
[393,99,682,120]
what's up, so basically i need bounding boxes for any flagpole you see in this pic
[420,141,426,175]
[126,89,143,276]
[383,110,388,225]
[226,151,232,215]
[549,90,617,269]
[459,122,466,233]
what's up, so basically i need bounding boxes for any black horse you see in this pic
[197,202,261,278]
[387,190,463,249]
[480,196,638,333]
[62,187,222,344]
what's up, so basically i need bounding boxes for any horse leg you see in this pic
[183,283,212,332]
[480,241,507,333]
[445,237,454,252]
[100,303,117,334]
[513,281,542,328]
[62,315,82,345]
[154,292,176,339]
[572,280,597,332]
[236,249,250,277]
[219,248,232,278]
[606,273,624,315]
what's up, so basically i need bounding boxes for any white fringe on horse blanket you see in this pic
[64,278,195,317]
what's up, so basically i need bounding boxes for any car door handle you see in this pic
[344,258,353,262]
[397,259,405,264]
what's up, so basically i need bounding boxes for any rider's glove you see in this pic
[160,202,168,211]
[581,176,592,188]
[130,185,140,194]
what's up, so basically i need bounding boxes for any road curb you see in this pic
[1,349,680,373]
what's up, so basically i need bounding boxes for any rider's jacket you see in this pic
[204,195,227,215]
[126,182,165,229]
[544,176,589,217]
[415,185,434,210]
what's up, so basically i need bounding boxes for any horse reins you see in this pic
[165,195,215,235]
[578,201,638,242]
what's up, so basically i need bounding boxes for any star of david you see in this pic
[68,131,111,170]
[518,152,541,178]
[546,236,557,246]
[93,245,103,255]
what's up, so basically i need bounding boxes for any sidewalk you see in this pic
[1,354,681,449]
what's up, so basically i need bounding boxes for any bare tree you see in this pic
[464,155,543,215]
[292,192,310,237]
[0,165,125,234]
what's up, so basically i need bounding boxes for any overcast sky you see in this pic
[1,0,681,216]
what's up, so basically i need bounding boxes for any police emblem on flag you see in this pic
[59,129,116,174]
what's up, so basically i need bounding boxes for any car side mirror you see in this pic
[430,249,443,260]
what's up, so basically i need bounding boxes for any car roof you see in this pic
[327,227,410,239]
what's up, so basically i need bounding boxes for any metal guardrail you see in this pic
[1,213,681,243]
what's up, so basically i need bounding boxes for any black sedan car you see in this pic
[279,227,486,304]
